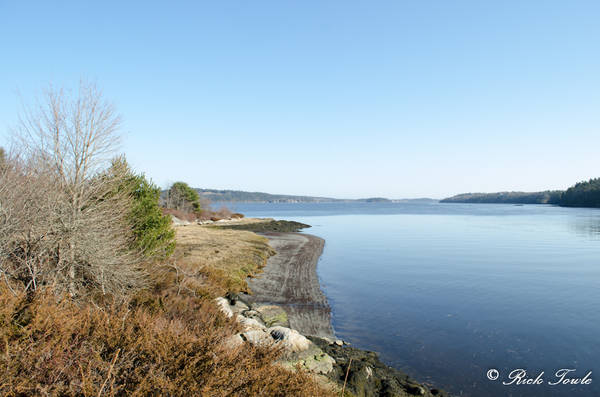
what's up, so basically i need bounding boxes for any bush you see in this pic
[115,160,176,260]
[0,287,334,396]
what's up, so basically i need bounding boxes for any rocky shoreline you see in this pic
[216,225,448,397]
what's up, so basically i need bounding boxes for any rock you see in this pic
[255,305,289,327]
[404,383,427,395]
[225,291,239,305]
[236,316,265,331]
[241,329,274,347]
[268,326,311,353]
[284,349,336,375]
[215,297,233,318]
[224,334,244,349]
[299,350,336,374]
[308,336,448,397]
[334,339,344,346]
[171,215,191,226]
[277,338,336,375]
[241,309,265,323]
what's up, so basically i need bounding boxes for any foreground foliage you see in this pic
[0,287,333,396]
[0,82,334,396]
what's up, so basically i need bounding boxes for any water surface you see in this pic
[224,202,600,397]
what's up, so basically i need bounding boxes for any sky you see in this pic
[0,1,598,199]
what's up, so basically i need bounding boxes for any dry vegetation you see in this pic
[173,224,275,295]
[0,223,335,396]
[0,83,335,396]
[0,287,334,396]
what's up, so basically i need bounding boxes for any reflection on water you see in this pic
[230,202,600,397]
[569,213,600,239]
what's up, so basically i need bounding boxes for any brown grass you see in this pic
[0,224,336,396]
[173,225,275,295]
[0,288,333,396]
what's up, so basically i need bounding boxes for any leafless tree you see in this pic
[0,82,145,299]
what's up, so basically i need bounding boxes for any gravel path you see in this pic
[243,232,333,337]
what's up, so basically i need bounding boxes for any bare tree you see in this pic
[0,82,145,298]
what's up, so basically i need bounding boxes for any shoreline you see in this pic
[240,229,448,397]
[242,232,333,337]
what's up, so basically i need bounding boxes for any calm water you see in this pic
[224,202,600,397]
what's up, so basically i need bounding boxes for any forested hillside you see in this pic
[560,178,600,208]
[441,179,600,208]
[440,191,563,204]
[195,189,339,203]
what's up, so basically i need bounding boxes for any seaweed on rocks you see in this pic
[215,220,311,233]
[308,336,448,397]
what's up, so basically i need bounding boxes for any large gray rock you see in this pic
[255,305,290,327]
[236,315,266,331]
[241,329,275,347]
[224,334,245,349]
[269,326,311,353]
[215,297,233,318]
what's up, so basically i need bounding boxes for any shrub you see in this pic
[0,83,145,299]
[0,287,335,396]
[109,158,176,260]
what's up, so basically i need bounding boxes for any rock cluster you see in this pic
[217,294,448,396]
[216,295,336,375]
[308,337,449,397]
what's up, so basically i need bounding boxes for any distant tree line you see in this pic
[560,178,600,208]
[441,179,600,208]
[195,189,339,203]
[440,191,563,205]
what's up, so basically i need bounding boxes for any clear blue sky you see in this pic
[1,1,598,199]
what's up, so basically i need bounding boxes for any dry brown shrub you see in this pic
[161,207,197,222]
[0,287,334,396]
[215,205,233,219]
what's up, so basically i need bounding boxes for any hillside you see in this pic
[560,178,600,208]
[196,189,438,204]
[440,191,563,205]
[196,189,340,203]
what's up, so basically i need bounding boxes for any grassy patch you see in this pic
[174,225,275,295]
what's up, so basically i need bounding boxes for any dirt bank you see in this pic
[242,232,333,337]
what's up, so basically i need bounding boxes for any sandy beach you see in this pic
[242,232,333,337]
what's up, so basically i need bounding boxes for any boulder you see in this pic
[255,305,289,327]
[171,215,191,226]
[300,351,336,375]
[241,309,265,323]
[241,329,274,347]
[268,326,311,353]
[214,297,233,318]
[278,339,336,375]
[236,315,265,331]
[224,334,245,349]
